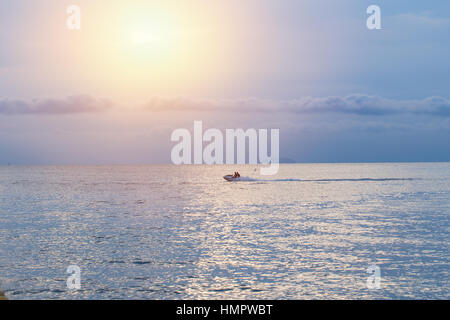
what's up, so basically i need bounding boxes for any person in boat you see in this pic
[233,172,240,178]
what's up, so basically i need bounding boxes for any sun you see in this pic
[125,11,177,52]
[129,20,169,48]
[131,30,159,46]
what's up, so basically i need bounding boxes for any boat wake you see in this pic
[301,178,416,182]
[228,176,415,182]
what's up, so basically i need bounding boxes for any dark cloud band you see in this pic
[1,94,449,118]
[143,95,450,117]
[0,95,113,115]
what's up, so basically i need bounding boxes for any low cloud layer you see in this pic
[144,95,450,117]
[0,95,113,115]
[1,94,449,118]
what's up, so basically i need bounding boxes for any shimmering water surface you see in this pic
[0,163,449,299]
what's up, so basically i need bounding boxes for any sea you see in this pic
[0,163,448,299]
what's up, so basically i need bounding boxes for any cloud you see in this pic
[2,94,449,118]
[0,95,113,115]
[143,95,450,117]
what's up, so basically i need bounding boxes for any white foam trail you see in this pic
[229,177,415,182]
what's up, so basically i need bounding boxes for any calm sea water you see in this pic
[0,163,449,299]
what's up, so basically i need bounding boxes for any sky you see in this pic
[1,0,449,164]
